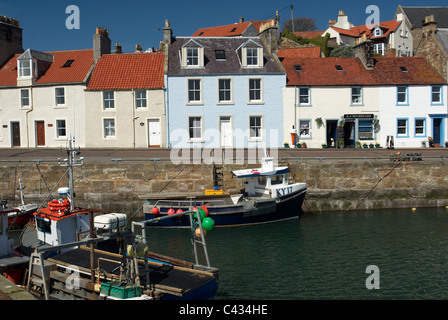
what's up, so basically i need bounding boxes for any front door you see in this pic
[220,116,232,148]
[11,122,20,147]
[326,120,338,147]
[35,121,45,146]
[148,119,161,148]
[433,118,443,145]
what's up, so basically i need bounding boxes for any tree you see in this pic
[282,17,317,33]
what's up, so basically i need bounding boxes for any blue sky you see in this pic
[1,0,447,53]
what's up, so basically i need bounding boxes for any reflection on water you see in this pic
[142,207,448,300]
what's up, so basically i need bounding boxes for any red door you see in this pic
[36,121,45,146]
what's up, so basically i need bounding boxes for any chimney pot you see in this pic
[239,17,245,23]
[135,44,142,52]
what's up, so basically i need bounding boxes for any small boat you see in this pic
[1,179,38,228]
[14,136,219,300]
[143,155,307,227]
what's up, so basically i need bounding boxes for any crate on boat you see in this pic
[100,281,141,299]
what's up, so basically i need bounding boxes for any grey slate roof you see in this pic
[402,7,448,28]
[436,29,448,53]
[167,37,283,75]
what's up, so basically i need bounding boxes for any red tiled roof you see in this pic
[277,47,321,58]
[282,56,446,86]
[330,20,402,39]
[0,49,94,87]
[192,20,268,37]
[87,52,165,90]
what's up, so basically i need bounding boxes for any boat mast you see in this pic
[65,135,83,211]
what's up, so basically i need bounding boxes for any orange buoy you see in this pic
[167,208,175,215]
[201,205,209,217]
[176,209,183,217]
[151,207,159,215]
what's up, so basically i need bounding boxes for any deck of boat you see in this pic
[47,247,216,297]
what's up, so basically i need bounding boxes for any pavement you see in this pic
[0,147,447,163]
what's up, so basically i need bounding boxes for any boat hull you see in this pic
[8,209,35,228]
[144,187,307,228]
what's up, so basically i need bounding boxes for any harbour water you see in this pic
[142,207,448,300]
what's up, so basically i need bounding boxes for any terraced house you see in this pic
[163,19,286,150]
[0,16,94,148]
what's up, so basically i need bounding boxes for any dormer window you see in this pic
[19,59,31,77]
[181,40,204,68]
[186,48,199,66]
[239,40,263,68]
[374,27,383,37]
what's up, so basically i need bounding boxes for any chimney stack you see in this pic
[114,43,122,54]
[354,41,375,70]
[93,27,111,61]
[163,19,173,45]
[423,15,437,36]
[0,16,24,68]
[135,44,142,53]
[239,17,245,23]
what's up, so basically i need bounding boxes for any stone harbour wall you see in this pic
[1,158,448,215]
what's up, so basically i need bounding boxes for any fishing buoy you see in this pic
[194,209,206,221]
[202,217,215,231]
[412,208,417,212]
[127,245,134,258]
[201,205,209,217]
[136,242,149,257]
[195,228,206,239]
[168,208,175,215]
[151,207,159,215]
[176,209,183,217]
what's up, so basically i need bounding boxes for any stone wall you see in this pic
[1,158,448,215]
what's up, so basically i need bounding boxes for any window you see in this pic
[335,65,343,71]
[248,78,262,103]
[397,119,408,137]
[374,43,385,56]
[215,50,226,60]
[218,79,232,103]
[55,88,65,105]
[188,79,202,103]
[186,48,199,66]
[400,66,408,72]
[249,116,263,139]
[295,65,302,71]
[61,59,74,68]
[19,59,31,77]
[188,116,202,140]
[432,85,442,104]
[103,91,114,109]
[299,120,311,138]
[56,120,66,138]
[397,86,408,105]
[374,28,383,37]
[299,88,310,105]
[104,119,115,138]
[351,87,363,105]
[246,48,258,66]
[135,90,147,108]
[415,118,426,136]
[21,89,30,107]
[358,120,373,140]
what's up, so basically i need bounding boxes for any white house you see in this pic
[0,48,93,148]
[281,44,447,148]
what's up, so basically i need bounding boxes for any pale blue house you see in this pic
[163,31,286,152]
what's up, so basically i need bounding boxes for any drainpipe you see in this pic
[132,89,136,148]
[165,75,170,148]
[25,87,34,148]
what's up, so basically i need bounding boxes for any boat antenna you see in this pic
[64,135,84,211]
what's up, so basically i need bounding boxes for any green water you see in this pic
[143,207,448,300]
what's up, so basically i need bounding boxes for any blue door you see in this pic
[433,118,442,145]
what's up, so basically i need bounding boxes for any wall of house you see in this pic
[389,22,413,56]
[378,85,448,148]
[284,86,380,148]
[0,85,86,148]
[84,89,166,148]
[167,74,285,149]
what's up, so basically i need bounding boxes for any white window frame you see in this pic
[181,42,204,68]
[248,78,263,104]
[374,27,383,37]
[187,78,203,104]
[103,91,115,109]
[18,59,32,78]
[299,119,312,139]
[351,87,363,105]
[55,87,65,106]
[414,118,426,137]
[298,87,311,106]
[249,115,263,141]
[56,119,67,138]
[217,78,233,104]
[397,118,409,137]
[188,116,203,142]
[241,46,263,68]
[103,118,116,138]
[20,89,30,107]
[397,85,409,105]
[374,43,385,56]
[431,85,442,105]
[135,90,147,109]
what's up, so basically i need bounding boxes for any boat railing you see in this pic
[152,199,228,208]
[132,209,211,270]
